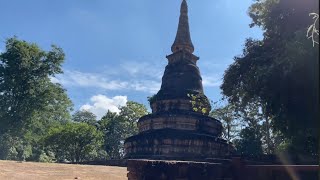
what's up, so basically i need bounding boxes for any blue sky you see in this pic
[0,0,263,118]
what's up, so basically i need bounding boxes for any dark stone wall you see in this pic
[127,159,230,180]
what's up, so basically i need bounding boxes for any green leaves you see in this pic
[44,122,103,162]
[0,37,72,134]
[72,110,97,126]
[222,0,319,156]
[0,37,72,162]
[234,125,264,157]
[210,104,240,142]
[98,101,148,159]
[187,93,210,115]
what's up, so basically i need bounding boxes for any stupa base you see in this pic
[127,159,232,180]
[124,129,234,161]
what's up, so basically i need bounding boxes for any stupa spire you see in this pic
[171,0,194,53]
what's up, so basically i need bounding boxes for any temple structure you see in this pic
[124,0,233,162]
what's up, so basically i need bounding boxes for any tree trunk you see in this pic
[265,114,272,154]
[263,104,272,154]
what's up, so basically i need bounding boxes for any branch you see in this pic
[307,13,319,47]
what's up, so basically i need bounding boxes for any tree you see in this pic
[210,103,240,142]
[0,133,32,161]
[0,37,73,161]
[44,122,103,162]
[119,101,148,137]
[72,110,97,126]
[0,37,73,134]
[221,0,319,157]
[234,122,264,157]
[98,101,148,159]
[98,111,124,159]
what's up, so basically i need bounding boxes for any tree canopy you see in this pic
[221,0,319,156]
[98,101,148,159]
[72,110,97,126]
[44,122,103,162]
[0,37,72,134]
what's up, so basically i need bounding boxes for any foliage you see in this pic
[38,150,55,163]
[221,0,319,156]
[98,101,148,159]
[210,103,240,142]
[147,94,157,105]
[72,110,97,126]
[98,111,124,159]
[0,133,32,161]
[0,37,72,162]
[187,93,210,115]
[44,122,103,162]
[233,123,264,156]
[119,101,148,136]
[0,37,73,134]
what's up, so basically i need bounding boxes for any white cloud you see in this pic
[52,70,161,94]
[56,70,128,90]
[51,58,224,95]
[120,61,163,79]
[130,80,161,94]
[80,94,128,119]
[202,75,222,87]
[50,76,60,84]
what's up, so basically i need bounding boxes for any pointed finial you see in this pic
[171,0,194,53]
[181,0,188,14]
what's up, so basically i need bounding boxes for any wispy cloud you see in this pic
[68,8,109,34]
[198,58,232,88]
[53,70,128,90]
[52,69,161,94]
[80,94,127,119]
[202,75,222,87]
[120,61,164,79]
[51,58,225,94]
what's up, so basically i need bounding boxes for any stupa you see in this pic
[124,0,233,161]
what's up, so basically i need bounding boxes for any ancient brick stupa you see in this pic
[125,0,233,161]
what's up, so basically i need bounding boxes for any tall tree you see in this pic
[0,37,72,134]
[98,101,148,159]
[0,37,73,161]
[98,111,124,159]
[221,0,319,156]
[119,101,148,138]
[210,104,240,142]
[233,121,264,157]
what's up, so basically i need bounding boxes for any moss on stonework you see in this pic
[147,94,157,104]
[187,93,211,115]
[148,89,211,109]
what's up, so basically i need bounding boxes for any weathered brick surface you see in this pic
[127,160,229,180]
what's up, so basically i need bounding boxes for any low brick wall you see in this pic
[127,159,232,180]
[247,165,318,180]
[231,157,318,180]
[127,158,318,180]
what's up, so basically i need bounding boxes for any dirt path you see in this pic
[0,160,127,180]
